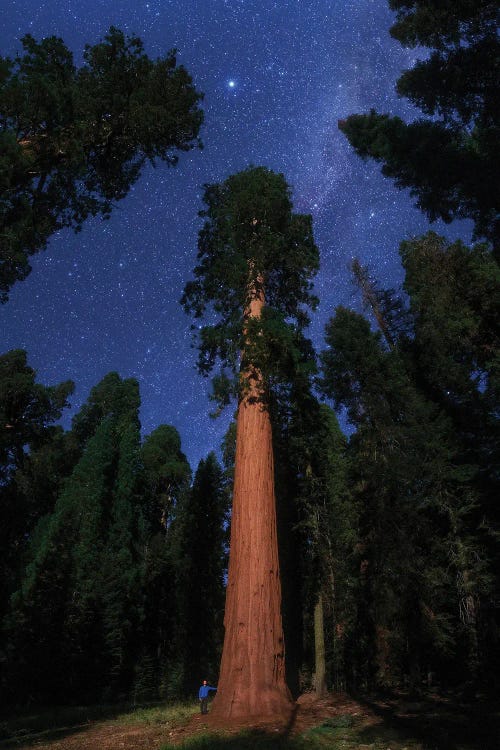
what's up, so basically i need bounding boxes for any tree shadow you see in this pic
[354,692,500,750]
[167,730,305,749]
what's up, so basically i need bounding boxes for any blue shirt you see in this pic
[199,684,217,699]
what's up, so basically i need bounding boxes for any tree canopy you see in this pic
[181,165,319,407]
[339,1,499,253]
[0,27,203,301]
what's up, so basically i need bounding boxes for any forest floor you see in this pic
[1,690,498,750]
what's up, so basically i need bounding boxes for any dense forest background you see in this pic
[1,0,499,710]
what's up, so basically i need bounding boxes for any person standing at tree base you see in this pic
[198,680,217,714]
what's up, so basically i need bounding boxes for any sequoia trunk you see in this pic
[211,279,293,720]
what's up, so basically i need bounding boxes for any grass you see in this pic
[116,701,198,727]
[0,700,197,747]
[2,697,498,750]
[161,715,427,750]
[167,731,426,750]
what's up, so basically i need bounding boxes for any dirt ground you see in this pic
[6,693,377,750]
[5,691,499,750]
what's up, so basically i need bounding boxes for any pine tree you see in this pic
[351,258,412,349]
[182,166,319,719]
[6,416,116,701]
[141,424,192,533]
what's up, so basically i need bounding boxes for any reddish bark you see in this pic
[211,280,293,721]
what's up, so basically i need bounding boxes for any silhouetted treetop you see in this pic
[0,27,204,301]
[340,2,500,253]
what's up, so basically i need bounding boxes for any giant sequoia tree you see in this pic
[182,166,318,720]
[0,27,203,301]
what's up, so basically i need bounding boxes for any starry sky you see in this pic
[0,0,472,470]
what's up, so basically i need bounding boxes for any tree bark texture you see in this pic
[211,281,293,721]
[314,593,328,697]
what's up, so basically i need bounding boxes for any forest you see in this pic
[0,2,499,749]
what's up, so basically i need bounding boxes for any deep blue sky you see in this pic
[0,1,471,469]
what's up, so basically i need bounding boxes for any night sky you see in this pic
[1,1,472,469]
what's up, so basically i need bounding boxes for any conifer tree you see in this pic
[171,453,228,696]
[399,232,500,688]
[141,424,192,532]
[0,27,203,300]
[0,350,73,625]
[320,308,453,687]
[6,416,116,701]
[339,1,500,253]
[182,166,319,719]
[136,425,191,700]
[320,268,498,691]
[284,392,356,693]
[100,420,144,698]
[5,372,142,703]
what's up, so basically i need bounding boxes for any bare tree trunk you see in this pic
[211,277,293,721]
[314,592,328,697]
[351,258,396,349]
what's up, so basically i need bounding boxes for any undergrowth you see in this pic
[117,701,198,727]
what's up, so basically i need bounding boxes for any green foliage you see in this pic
[319,232,499,691]
[401,232,500,409]
[3,371,146,703]
[71,370,140,444]
[0,27,203,300]
[141,423,191,532]
[169,733,312,750]
[135,424,191,701]
[169,453,228,696]
[351,257,413,348]
[0,349,74,632]
[339,2,500,251]
[100,421,144,698]
[280,391,357,692]
[118,700,198,726]
[0,349,73,478]
[388,1,498,49]
[320,714,354,728]
[6,420,110,700]
[182,166,319,406]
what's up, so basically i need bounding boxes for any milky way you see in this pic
[0,0,472,468]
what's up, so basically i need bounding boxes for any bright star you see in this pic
[228,80,236,88]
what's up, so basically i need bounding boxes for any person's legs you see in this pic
[200,697,208,714]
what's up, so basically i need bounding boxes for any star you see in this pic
[0,0,472,469]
